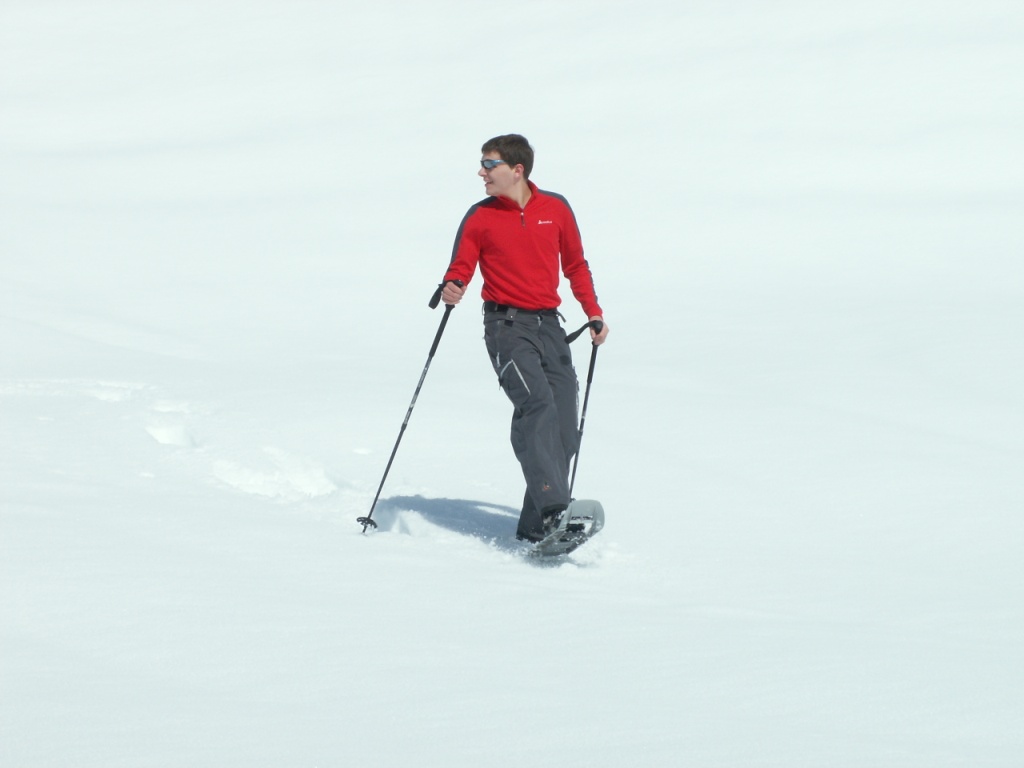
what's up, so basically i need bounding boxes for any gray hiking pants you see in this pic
[483,306,579,541]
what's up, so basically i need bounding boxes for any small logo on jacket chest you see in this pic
[537,219,553,225]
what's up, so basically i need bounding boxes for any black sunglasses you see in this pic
[480,159,507,170]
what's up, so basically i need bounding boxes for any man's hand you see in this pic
[442,281,466,306]
[590,316,609,345]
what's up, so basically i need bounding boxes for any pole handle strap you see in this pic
[566,319,604,345]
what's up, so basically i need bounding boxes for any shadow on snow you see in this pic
[374,494,525,553]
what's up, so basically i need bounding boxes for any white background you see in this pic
[2,1,1022,765]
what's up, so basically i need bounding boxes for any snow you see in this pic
[1,1,1022,765]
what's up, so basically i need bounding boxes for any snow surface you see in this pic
[2,1,1023,766]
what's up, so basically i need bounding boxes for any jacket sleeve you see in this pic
[442,204,482,287]
[558,204,603,318]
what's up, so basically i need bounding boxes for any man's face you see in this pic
[479,151,518,198]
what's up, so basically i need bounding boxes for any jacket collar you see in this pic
[493,180,539,210]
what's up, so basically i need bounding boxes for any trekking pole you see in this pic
[357,281,462,533]
[568,320,603,497]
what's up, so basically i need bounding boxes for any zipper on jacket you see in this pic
[520,210,526,227]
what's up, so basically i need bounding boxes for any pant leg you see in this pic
[517,489,541,542]
[538,313,580,469]
[484,311,578,540]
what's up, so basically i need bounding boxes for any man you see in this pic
[439,134,609,542]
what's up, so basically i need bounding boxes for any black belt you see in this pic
[483,301,558,315]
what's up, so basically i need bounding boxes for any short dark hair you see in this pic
[481,134,534,179]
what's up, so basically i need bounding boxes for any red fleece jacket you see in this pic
[443,182,603,319]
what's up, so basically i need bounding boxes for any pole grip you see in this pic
[429,279,464,309]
